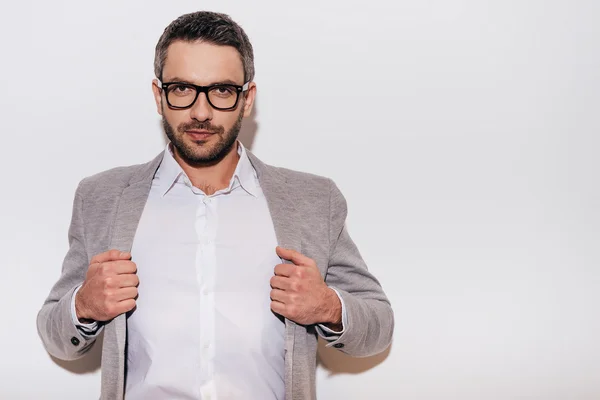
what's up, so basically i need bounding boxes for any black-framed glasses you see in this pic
[159,80,249,110]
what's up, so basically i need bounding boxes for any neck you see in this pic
[172,142,240,195]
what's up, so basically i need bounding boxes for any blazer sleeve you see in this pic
[317,179,394,357]
[36,179,99,360]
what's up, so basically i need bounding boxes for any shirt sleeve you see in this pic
[316,287,347,339]
[70,285,102,337]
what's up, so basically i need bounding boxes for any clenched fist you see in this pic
[270,246,342,329]
[75,249,139,322]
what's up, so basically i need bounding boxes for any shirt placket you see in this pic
[196,194,217,399]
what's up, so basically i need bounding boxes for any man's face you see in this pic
[152,40,256,165]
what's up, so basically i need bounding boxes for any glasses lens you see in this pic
[166,84,197,108]
[208,85,239,109]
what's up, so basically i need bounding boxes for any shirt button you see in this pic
[203,197,211,204]
[71,337,80,346]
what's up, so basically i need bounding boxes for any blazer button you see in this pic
[333,343,344,349]
[71,337,80,346]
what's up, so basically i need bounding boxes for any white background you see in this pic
[1,1,599,399]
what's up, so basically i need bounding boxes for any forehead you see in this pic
[162,40,245,84]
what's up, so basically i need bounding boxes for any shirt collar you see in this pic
[157,140,259,197]
[231,141,259,197]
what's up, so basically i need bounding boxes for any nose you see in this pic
[189,92,213,122]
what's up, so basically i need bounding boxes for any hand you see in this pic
[270,246,342,327]
[75,249,139,322]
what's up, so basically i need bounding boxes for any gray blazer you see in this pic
[37,150,394,399]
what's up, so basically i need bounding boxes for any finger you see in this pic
[96,260,137,275]
[270,288,287,303]
[274,263,295,277]
[91,249,131,264]
[276,246,313,267]
[113,260,137,274]
[114,299,136,315]
[270,275,290,290]
[270,300,285,316]
[115,287,138,302]
[117,273,139,288]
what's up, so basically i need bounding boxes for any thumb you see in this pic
[276,246,311,266]
[91,249,131,264]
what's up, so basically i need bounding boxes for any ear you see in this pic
[242,82,257,118]
[152,79,163,116]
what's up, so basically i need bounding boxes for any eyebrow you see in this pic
[163,77,243,86]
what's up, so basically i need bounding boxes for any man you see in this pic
[37,11,393,400]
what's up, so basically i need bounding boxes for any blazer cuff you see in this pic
[42,285,102,357]
[319,288,361,351]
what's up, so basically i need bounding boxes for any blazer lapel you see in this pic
[101,152,163,399]
[246,150,301,252]
[246,150,301,398]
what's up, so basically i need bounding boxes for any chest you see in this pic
[128,187,282,331]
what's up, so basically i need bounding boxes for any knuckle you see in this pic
[99,262,112,275]
[103,277,114,289]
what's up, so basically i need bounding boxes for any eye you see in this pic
[169,84,194,96]
[211,85,236,97]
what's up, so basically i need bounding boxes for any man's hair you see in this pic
[154,11,255,83]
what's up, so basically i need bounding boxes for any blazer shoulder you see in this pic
[266,164,349,214]
[269,164,334,191]
[76,156,161,198]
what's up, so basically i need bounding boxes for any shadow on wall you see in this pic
[317,338,392,375]
[159,99,260,151]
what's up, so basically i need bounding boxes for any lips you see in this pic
[185,130,214,140]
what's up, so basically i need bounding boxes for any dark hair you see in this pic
[154,11,255,82]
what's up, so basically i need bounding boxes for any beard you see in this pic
[162,106,244,167]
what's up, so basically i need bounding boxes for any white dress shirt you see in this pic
[72,141,345,400]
